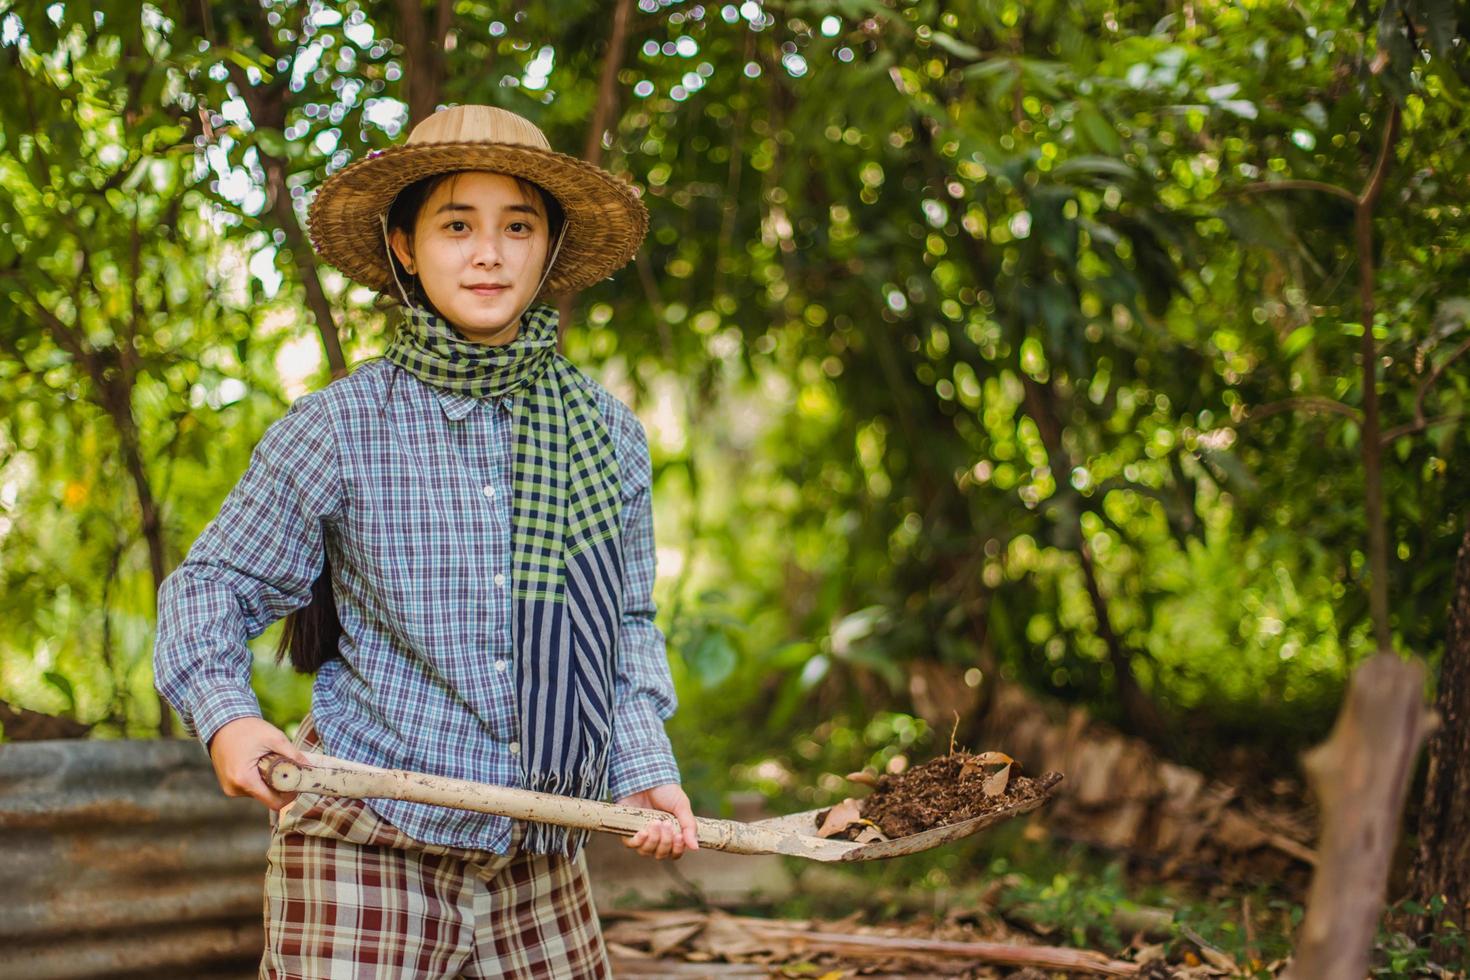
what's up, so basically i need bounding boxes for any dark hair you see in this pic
[275,170,566,674]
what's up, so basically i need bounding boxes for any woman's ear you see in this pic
[387,226,416,275]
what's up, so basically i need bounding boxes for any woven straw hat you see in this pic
[306,104,648,299]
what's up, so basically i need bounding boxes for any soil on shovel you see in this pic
[818,751,1063,841]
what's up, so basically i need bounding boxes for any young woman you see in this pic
[154,104,695,977]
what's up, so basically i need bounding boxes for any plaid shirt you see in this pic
[153,357,681,853]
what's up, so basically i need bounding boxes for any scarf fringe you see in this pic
[518,752,610,856]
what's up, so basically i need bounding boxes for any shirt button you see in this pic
[495,660,507,672]
[508,741,521,755]
[493,573,506,587]
[482,485,495,498]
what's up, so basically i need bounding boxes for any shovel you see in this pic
[259,752,1061,862]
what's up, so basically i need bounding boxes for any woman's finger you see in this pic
[653,822,675,860]
[639,820,666,857]
[673,796,699,851]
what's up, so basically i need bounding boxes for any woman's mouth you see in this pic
[467,284,509,296]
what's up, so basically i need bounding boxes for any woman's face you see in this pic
[389,171,552,345]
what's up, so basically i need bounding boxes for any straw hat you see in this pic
[306,104,649,300]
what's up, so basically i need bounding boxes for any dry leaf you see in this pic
[853,824,889,844]
[961,751,1015,779]
[697,911,788,960]
[815,798,864,838]
[845,770,879,787]
[1180,925,1239,973]
[982,763,1012,797]
[1135,942,1167,965]
[604,941,650,960]
[649,922,705,956]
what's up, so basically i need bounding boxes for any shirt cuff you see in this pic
[607,707,681,801]
[189,684,264,748]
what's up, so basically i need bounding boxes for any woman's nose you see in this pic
[470,233,502,267]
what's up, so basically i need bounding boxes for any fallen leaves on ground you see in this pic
[602,908,1146,977]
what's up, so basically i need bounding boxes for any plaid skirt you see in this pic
[260,716,610,979]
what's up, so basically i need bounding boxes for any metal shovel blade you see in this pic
[260,753,1062,863]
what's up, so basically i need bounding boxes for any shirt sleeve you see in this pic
[153,390,343,747]
[605,404,683,800]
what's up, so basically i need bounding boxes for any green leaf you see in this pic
[684,629,738,689]
[929,31,982,61]
[218,46,277,84]
[253,127,289,159]
[43,671,77,715]
[1075,102,1123,156]
[1283,325,1316,358]
[1052,156,1137,182]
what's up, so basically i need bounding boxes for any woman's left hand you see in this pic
[616,783,699,860]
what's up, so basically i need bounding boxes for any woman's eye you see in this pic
[446,220,468,232]
[509,221,533,234]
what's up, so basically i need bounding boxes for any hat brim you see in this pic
[306,142,649,300]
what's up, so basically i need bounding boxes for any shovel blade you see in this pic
[744,774,1062,862]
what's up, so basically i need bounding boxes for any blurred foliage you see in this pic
[0,0,1467,816]
[1376,895,1470,977]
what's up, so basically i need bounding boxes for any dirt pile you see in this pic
[817,751,1063,841]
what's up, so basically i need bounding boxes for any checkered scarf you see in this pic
[384,302,624,854]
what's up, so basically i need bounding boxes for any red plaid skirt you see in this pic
[260,717,610,979]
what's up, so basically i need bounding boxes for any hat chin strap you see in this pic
[379,211,568,332]
[380,211,417,310]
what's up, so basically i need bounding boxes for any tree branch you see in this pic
[1235,179,1358,205]
[1243,396,1363,425]
[1353,104,1400,654]
[1381,413,1463,446]
[582,0,634,166]
[1358,102,1400,210]
[1412,333,1470,428]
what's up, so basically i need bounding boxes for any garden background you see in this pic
[2,0,1468,974]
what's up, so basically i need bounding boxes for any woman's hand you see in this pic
[207,716,309,812]
[616,783,699,860]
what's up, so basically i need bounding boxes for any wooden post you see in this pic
[1283,652,1435,979]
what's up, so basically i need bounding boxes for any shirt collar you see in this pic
[432,387,479,421]
[430,386,513,421]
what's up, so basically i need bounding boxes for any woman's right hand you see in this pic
[207,716,309,811]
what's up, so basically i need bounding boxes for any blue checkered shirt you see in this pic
[153,357,681,853]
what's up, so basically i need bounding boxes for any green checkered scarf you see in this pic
[385,302,625,852]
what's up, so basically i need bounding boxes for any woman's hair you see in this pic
[275,170,566,675]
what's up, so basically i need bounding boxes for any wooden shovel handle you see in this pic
[259,752,678,838]
[256,752,850,859]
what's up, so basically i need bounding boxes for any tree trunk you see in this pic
[264,153,347,378]
[104,381,176,736]
[190,0,351,380]
[396,0,452,128]
[1284,652,1433,979]
[1408,523,1470,938]
[559,0,636,350]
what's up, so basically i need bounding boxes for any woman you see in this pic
[154,104,696,978]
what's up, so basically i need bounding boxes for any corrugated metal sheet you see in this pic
[0,738,268,979]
